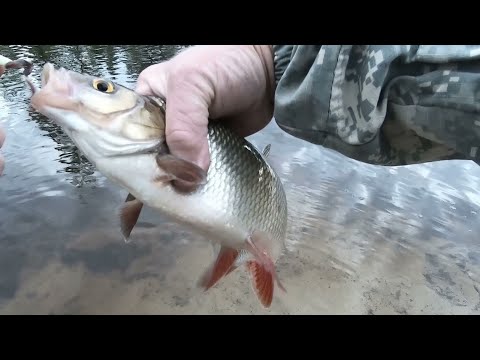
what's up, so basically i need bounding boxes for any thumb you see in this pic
[164,68,213,172]
[135,62,168,97]
[136,63,213,171]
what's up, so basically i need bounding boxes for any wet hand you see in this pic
[135,45,276,172]
[0,127,5,175]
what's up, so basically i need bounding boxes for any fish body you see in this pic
[30,63,288,307]
[0,55,33,77]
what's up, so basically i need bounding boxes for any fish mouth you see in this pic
[31,63,79,113]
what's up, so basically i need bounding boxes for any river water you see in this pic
[1,45,479,314]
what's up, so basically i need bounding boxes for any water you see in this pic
[1,45,479,314]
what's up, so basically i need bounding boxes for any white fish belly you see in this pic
[94,153,249,249]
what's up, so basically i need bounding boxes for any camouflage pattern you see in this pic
[272,45,480,166]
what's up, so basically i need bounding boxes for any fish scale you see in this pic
[202,122,288,248]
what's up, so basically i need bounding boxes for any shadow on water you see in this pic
[1,45,480,314]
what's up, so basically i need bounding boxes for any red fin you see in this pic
[119,194,143,242]
[247,260,274,308]
[198,247,239,290]
[245,231,286,293]
[155,154,207,193]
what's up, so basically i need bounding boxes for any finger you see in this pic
[165,67,213,171]
[135,75,154,96]
[135,62,169,97]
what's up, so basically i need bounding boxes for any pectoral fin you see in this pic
[119,193,143,242]
[155,154,207,193]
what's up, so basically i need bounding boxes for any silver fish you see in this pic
[29,63,288,308]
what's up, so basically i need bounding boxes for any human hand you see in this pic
[135,45,275,171]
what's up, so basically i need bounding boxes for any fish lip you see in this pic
[31,62,78,113]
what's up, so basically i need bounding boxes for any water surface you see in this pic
[1,45,479,314]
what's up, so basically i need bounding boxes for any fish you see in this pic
[29,62,289,308]
[0,55,33,77]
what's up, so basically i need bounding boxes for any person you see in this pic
[1,45,480,176]
[134,45,480,173]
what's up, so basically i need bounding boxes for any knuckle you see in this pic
[169,63,205,89]
[169,62,197,78]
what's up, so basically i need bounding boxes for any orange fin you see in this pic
[198,247,239,290]
[119,194,143,242]
[245,231,286,293]
[155,154,207,194]
[247,260,274,308]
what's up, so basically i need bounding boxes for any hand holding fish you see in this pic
[28,50,288,308]
[135,45,276,172]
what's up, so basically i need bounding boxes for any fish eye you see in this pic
[92,79,115,93]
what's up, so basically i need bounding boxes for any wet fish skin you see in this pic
[29,62,289,308]
[201,121,287,252]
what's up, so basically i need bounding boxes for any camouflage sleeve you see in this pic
[272,45,480,166]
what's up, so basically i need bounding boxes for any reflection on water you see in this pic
[1,45,479,314]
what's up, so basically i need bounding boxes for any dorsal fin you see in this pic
[262,144,271,158]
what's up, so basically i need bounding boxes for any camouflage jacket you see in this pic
[272,45,480,166]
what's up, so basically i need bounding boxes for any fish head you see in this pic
[31,62,168,159]
[30,62,207,196]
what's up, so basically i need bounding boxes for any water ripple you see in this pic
[1,45,480,314]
